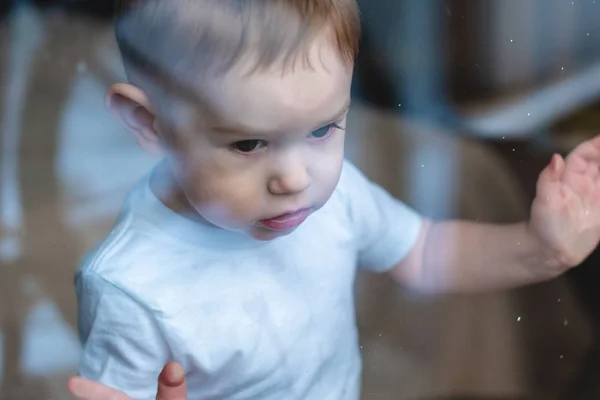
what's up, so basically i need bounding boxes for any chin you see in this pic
[249,226,298,241]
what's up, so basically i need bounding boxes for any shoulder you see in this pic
[74,221,179,332]
[75,214,146,307]
[75,203,181,301]
[77,212,144,280]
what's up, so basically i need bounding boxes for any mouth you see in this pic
[258,208,312,231]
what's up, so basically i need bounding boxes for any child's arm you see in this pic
[389,219,558,293]
[389,137,600,294]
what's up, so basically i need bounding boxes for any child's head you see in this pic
[108,0,359,240]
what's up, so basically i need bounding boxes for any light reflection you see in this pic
[0,1,44,263]
[19,299,81,377]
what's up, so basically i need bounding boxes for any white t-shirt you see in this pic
[76,160,422,400]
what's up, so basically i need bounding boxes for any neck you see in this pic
[149,160,202,222]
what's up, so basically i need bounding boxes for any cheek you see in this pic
[313,133,345,191]
[322,157,344,196]
[182,163,265,223]
[165,136,267,227]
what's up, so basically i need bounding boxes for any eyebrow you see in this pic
[211,99,351,135]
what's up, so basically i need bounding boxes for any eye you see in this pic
[231,140,267,153]
[309,123,341,140]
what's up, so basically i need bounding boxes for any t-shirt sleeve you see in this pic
[340,161,423,273]
[76,271,170,400]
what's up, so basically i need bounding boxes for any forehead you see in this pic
[188,36,354,134]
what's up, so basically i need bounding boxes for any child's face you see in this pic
[118,36,353,241]
[170,39,352,240]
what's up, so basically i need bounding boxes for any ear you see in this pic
[106,83,164,156]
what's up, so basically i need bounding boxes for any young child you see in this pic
[73,0,600,399]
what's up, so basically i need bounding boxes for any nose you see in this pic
[268,157,311,196]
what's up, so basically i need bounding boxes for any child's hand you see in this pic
[67,362,187,400]
[530,136,600,270]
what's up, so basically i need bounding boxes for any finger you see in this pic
[537,153,564,198]
[589,135,600,151]
[68,376,130,400]
[156,362,187,400]
[568,137,600,166]
[587,161,600,181]
[595,164,600,184]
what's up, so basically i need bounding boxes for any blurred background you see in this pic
[1,0,600,399]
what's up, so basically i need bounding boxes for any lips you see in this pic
[258,208,312,231]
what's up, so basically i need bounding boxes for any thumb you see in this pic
[156,362,187,400]
[536,153,564,199]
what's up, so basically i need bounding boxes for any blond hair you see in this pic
[115,0,360,105]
